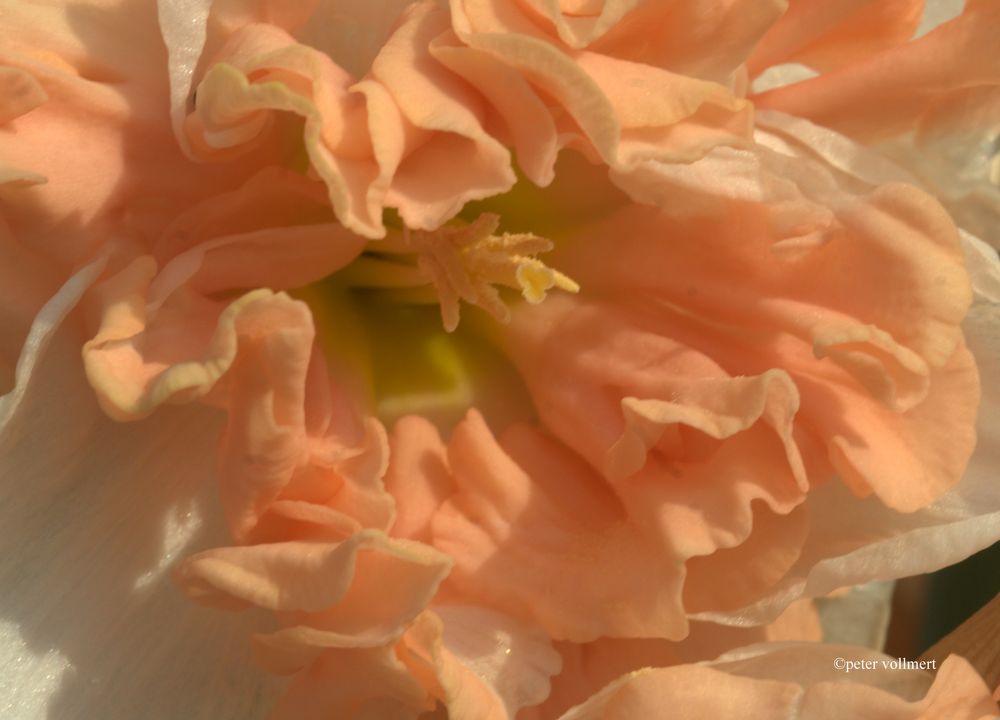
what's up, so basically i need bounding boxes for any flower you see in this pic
[1,0,999,718]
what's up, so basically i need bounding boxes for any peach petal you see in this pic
[583,0,786,83]
[517,0,644,49]
[154,168,367,295]
[371,2,516,230]
[694,297,997,629]
[558,664,801,720]
[680,504,809,613]
[506,295,806,486]
[432,411,693,641]
[4,0,260,273]
[269,643,433,720]
[182,25,392,237]
[447,0,754,172]
[0,66,47,124]
[175,529,451,617]
[753,1,1000,143]
[430,41,559,186]
[549,200,973,508]
[610,175,971,393]
[452,0,785,85]
[795,337,979,512]
[208,294,391,552]
[748,0,924,77]
[82,262,290,420]
[384,416,456,544]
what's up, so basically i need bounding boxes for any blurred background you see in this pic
[885,540,1000,657]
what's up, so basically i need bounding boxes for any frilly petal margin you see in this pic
[428,409,795,642]
[159,0,754,236]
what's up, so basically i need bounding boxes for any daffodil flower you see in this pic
[1,0,999,718]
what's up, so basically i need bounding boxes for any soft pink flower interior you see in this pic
[2,0,999,717]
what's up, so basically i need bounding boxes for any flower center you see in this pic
[342,212,578,332]
[298,211,578,431]
[298,153,627,431]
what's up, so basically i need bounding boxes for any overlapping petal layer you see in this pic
[3,0,1000,718]
[750,0,1000,243]
[160,0,756,237]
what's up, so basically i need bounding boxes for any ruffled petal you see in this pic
[446,3,753,176]
[176,531,450,632]
[432,411,698,641]
[524,193,975,513]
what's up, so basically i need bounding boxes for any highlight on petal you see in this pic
[401,606,562,719]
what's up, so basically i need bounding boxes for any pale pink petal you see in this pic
[402,607,562,719]
[557,646,998,720]
[532,601,820,719]
[557,664,801,720]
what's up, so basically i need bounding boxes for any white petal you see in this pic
[0,262,280,718]
[157,0,214,157]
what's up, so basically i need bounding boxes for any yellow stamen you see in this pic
[343,213,579,332]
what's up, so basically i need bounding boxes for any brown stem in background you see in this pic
[919,591,1000,691]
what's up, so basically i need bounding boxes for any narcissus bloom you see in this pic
[1,0,998,718]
